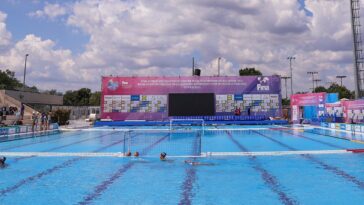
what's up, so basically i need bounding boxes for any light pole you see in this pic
[192,57,195,76]
[281,76,291,99]
[336,75,347,87]
[23,54,29,91]
[287,56,295,96]
[217,57,221,76]
[307,71,318,93]
[314,79,321,91]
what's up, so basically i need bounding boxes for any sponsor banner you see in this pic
[335,124,340,130]
[355,125,361,132]
[291,93,325,107]
[19,126,27,133]
[101,76,281,120]
[8,128,16,134]
[0,128,7,135]
[321,122,329,127]
[330,123,335,129]
[340,124,346,130]
[346,124,352,131]
[102,76,280,95]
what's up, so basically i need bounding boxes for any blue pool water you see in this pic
[1,126,364,204]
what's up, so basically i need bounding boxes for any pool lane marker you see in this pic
[301,129,364,145]
[0,131,86,152]
[178,131,201,205]
[78,134,169,205]
[253,131,364,190]
[11,131,120,162]
[225,131,299,205]
[273,129,347,149]
[301,129,352,141]
[0,131,126,196]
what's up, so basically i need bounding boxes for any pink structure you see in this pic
[291,92,364,124]
[290,93,326,124]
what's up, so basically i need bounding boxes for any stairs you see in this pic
[0,90,37,126]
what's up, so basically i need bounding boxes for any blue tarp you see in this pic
[326,93,339,103]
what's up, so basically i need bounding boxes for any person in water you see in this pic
[134,151,139,157]
[125,151,132,157]
[184,160,214,166]
[160,152,167,161]
[0,156,6,167]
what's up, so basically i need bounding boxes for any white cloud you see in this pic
[0,11,11,47]
[0,34,82,89]
[29,3,67,19]
[0,0,360,93]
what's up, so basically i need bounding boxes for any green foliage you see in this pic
[282,98,290,106]
[239,67,262,76]
[313,86,327,93]
[327,83,354,99]
[89,91,101,106]
[313,83,354,99]
[0,69,22,89]
[0,69,39,91]
[63,88,100,106]
[51,109,70,125]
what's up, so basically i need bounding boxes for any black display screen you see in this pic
[168,93,215,116]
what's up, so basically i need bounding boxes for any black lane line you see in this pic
[303,129,351,141]
[0,131,127,196]
[78,134,169,205]
[0,131,86,151]
[277,129,346,149]
[253,131,364,190]
[12,131,120,162]
[0,130,60,143]
[225,131,298,205]
[178,131,201,205]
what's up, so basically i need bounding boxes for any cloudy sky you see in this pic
[0,0,359,94]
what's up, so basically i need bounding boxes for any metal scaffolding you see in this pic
[350,0,364,98]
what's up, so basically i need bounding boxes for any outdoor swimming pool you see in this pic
[1,125,364,205]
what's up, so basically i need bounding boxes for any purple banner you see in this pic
[101,76,281,120]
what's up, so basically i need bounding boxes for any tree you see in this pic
[77,88,91,105]
[282,98,290,106]
[63,90,79,105]
[314,86,327,93]
[0,69,39,91]
[239,67,262,76]
[63,88,99,106]
[0,69,22,90]
[327,83,354,99]
[89,91,101,106]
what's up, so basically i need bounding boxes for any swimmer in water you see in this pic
[184,160,214,166]
[160,152,167,161]
[134,151,139,157]
[0,156,6,167]
[125,151,132,157]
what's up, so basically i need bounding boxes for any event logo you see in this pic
[257,77,270,91]
[121,81,129,85]
[107,80,119,91]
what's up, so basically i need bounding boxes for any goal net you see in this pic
[122,127,203,157]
